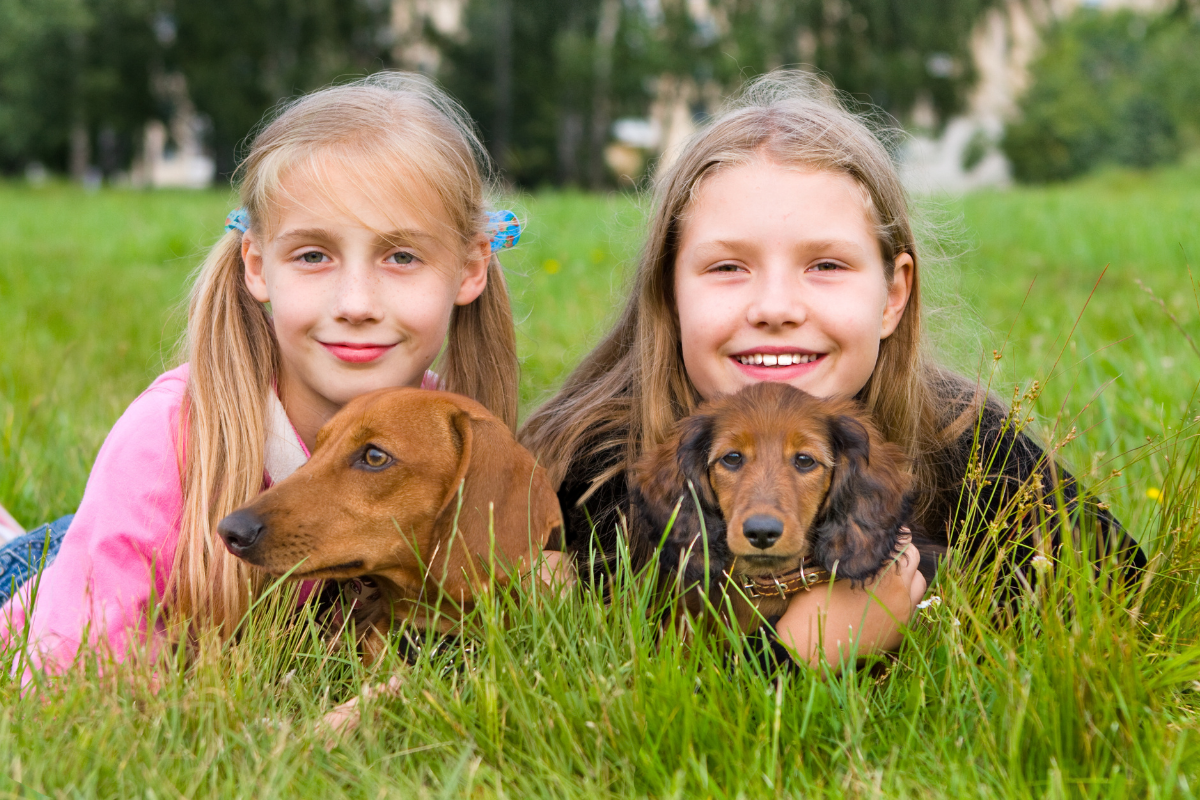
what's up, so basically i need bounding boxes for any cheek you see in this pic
[396,277,459,343]
[266,280,324,339]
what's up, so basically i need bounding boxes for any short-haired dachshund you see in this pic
[218,387,563,660]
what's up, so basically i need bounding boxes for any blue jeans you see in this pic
[0,515,73,605]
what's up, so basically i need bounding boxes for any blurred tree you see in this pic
[1002,7,1200,183]
[0,0,392,178]
[433,0,997,187]
[169,0,393,177]
[0,0,159,176]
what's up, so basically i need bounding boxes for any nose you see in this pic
[742,514,784,550]
[218,509,267,557]
[746,268,805,330]
[334,264,382,324]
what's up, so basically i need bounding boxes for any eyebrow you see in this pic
[274,227,438,249]
[693,237,868,259]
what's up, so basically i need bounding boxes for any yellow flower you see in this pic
[1146,487,1162,501]
[542,258,561,275]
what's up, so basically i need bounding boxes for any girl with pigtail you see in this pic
[1,72,525,669]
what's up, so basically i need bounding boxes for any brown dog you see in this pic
[631,382,911,634]
[218,387,563,656]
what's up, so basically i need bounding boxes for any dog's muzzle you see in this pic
[218,509,267,558]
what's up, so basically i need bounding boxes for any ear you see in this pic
[242,230,270,303]
[812,413,911,584]
[630,413,727,590]
[880,252,913,339]
[429,410,561,603]
[454,235,490,306]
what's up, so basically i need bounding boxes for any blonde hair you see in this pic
[521,70,974,517]
[171,72,518,640]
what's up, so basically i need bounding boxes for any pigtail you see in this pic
[441,255,519,432]
[169,228,277,641]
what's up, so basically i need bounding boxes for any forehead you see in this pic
[679,160,881,259]
[709,411,835,463]
[262,152,459,247]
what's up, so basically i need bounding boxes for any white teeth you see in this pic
[735,353,818,367]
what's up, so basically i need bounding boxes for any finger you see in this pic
[896,541,920,579]
[909,570,928,607]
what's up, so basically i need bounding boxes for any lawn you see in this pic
[0,160,1198,797]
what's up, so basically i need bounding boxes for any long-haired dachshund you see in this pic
[218,388,563,660]
[631,382,912,634]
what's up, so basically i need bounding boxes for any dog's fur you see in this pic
[630,382,912,633]
[218,388,563,660]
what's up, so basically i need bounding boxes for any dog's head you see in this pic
[632,382,911,587]
[217,388,562,617]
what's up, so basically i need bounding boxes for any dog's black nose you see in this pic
[743,515,784,549]
[218,509,266,556]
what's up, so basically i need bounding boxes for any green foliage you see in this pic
[1003,8,1200,183]
[168,0,393,176]
[435,0,1000,187]
[0,0,392,178]
[0,0,160,174]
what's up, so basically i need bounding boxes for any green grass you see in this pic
[1,161,1199,797]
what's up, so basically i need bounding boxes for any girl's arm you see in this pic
[3,368,190,671]
[774,536,926,670]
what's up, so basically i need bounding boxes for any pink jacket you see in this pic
[3,366,200,670]
[3,365,439,672]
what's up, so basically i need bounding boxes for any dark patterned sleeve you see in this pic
[556,451,634,583]
[939,404,1146,595]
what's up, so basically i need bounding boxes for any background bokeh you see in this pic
[2,0,1198,189]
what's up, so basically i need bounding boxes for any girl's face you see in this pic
[673,160,913,402]
[242,164,488,440]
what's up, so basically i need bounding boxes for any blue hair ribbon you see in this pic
[487,210,521,253]
[225,208,250,234]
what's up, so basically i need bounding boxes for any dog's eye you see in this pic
[793,454,816,471]
[719,452,743,469]
[361,446,392,470]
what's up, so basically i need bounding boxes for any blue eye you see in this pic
[387,251,416,265]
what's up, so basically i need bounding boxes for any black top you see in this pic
[555,400,1147,592]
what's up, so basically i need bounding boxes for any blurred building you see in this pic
[901,0,1172,193]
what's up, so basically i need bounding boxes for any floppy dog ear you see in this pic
[430,410,562,605]
[630,413,727,588]
[811,414,911,584]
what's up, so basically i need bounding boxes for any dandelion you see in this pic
[1146,487,1162,501]
[543,258,561,274]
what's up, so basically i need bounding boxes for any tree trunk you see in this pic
[493,0,513,180]
[588,0,621,189]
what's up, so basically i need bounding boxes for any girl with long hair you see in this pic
[2,72,522,670]
[521,71,1145,668]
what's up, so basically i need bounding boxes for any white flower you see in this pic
[916,595,942,610]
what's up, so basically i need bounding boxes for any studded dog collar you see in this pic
[729,562,833,600]
[729,526,912,600]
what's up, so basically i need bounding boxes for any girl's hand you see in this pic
[535,549,577,595]
[773,536,925,671]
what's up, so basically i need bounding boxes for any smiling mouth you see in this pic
[732,352,822,367]
[322,343,395,363]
